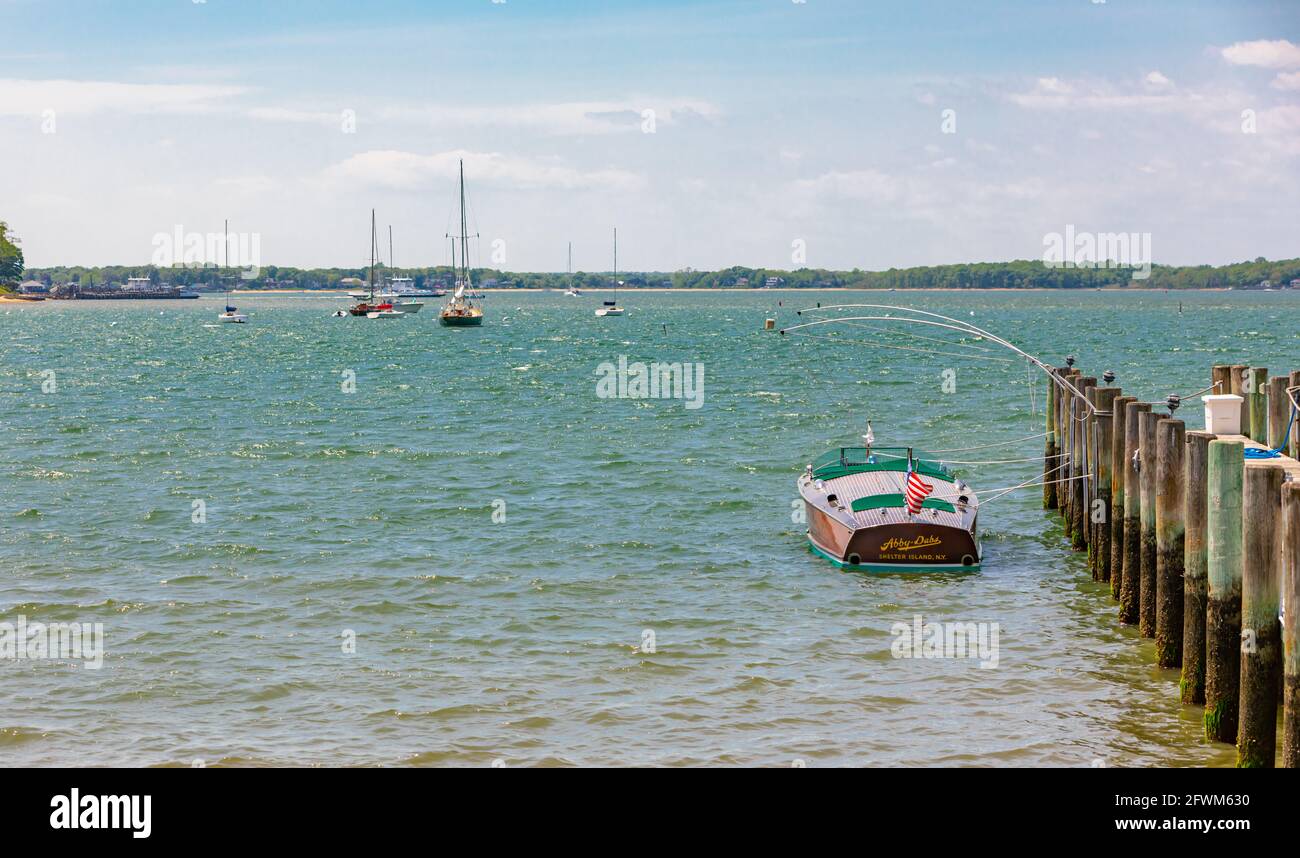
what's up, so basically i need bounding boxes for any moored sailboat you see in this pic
[438,160,484,327]
[594,227,625,317]
[349,210,395,317]
[217,219,247,323]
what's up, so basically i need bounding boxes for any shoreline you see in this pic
[224,286,1252,295]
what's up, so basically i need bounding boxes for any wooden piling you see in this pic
[1061,371,1076,534]
[1290,370,1300,461]
[1120,400,1151,625]
[1268,376,1290,453]
[1138,410,1160,638]
[1085,386,1098,565]
[1181,430,1214,705]
[1043,369,1060,509]
[1092,388,1120,582]
[1282,482,1300,768]
[1155,418,1186,667]
[1211,364,1233,400]
[1230,364,1249,435]
[1205,438,1244,744]
[1237,461,1285,767]
[1110,394,1136,601]
[1247,366,1269,444]
[1071,377,1096,552]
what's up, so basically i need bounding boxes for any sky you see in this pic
[1,0,1298,272]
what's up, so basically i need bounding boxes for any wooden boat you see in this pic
[797,443,980,573]
[438,160,485,328]
[349,210,393,318]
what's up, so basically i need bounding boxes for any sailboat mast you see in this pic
[458,159,469,285]
[389,225,394,278]
[368,209,376,300]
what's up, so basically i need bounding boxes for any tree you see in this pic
[0,221,24,286]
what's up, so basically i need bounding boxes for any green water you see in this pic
[2,290,1296,766]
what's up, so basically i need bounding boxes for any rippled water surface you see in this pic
[3,290,1297,766]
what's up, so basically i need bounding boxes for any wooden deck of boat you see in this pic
[822,468,978,530]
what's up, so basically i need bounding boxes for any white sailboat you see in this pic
[380,226,423,313]
[217,219,247,323]
[595,227,625,317]
[563,242,582,296]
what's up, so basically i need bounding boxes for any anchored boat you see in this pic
[438,160,484,327]
[797,442,980,572]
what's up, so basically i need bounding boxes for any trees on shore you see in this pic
[0,221,24,289]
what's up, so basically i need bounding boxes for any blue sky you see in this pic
[2,0,1298,271]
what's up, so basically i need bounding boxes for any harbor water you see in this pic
[2,289,1297,766]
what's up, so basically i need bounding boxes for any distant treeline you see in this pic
[21,257,1300,291]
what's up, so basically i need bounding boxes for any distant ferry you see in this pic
[59,277,200,299]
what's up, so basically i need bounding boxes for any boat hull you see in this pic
[439,313,483,326]
[805,499,980,572]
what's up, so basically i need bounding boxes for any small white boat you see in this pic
[595,229,626,317]
[217,218,247,323]
[563,242,581,295]
[366,309,405,320]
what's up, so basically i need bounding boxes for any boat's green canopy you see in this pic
[811,447,956,483]
[849,493,957,514]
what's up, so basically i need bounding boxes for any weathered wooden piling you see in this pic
[1247,366,1269,444]
[1043,369,1060,509]
[1155,418,1186,667]
[1211,364,1232,399]
[1071,377,1097,552]
[1138,410,1160,638]
[1084,386,1099,563]
[1230,364,1249,434]
[1120,400,1151,624]
[1060,370,1078,535]
[1181,430,1214,705]
[1110,395,1136,600]
[1092,388,1120,581]
[1283,482,1300,768]
[1268,375,1290,453]
[1237,461,1285,767]
[1205,438,1244,743]
[1290,370,1300,461]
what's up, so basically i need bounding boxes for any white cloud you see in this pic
[1272,71,1300,91]
[317,149,647,192]
[1144,70,1173,89]
[0,78,245,116]
[1220,39,1300,69]
[249,98,719,136]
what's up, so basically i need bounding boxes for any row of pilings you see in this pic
[1043,362,1300,767]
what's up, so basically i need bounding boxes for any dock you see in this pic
[1044,362,1300,767]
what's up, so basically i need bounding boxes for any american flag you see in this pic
[904,463,934,515]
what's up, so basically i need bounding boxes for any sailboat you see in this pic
[217,219,247,323]
[349,210,401,318]
[377,226,423,313]
[595,227,625,316]
[438,160,484,327]
[563,242,581,296]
